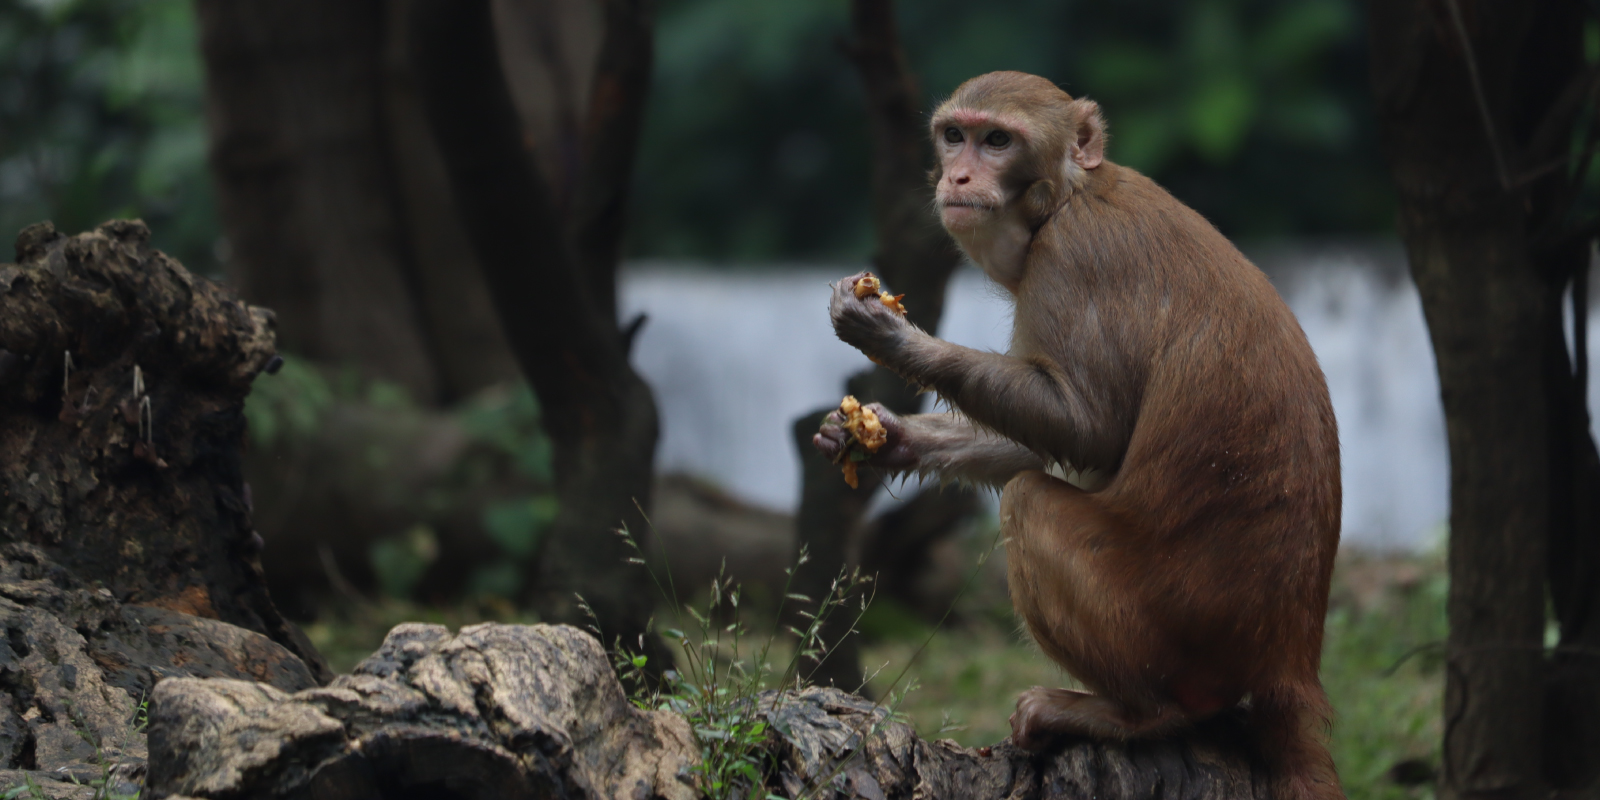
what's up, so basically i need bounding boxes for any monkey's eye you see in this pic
[985,130,1012,148]
[943,127,963,144]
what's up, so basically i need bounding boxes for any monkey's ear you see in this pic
[1068,99,1106,170]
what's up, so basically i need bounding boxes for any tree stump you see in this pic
[0,221,328,796]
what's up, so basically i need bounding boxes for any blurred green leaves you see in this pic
[634,0,1390,257]
[482,495,558,559]
[1,0,1390,271]
[242,355,334,449]
[1064,0,1355,172]
[0,0,216,270]
[370,525,440,600]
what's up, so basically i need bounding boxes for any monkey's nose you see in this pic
[954,175,970,185]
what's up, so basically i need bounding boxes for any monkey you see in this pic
[813,71,1342,800]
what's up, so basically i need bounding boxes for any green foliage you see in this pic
[602,530,879,800]
[0,0,215,270]
[457,383,555,484]
[634,0,1391,259]
[1322,563,1447,799]
[369,524,440,600]
[242,355,335,448]
[457,383,559,598]
[2,0,1389,266]
[870,552,1447,800]
[482,495,558,559]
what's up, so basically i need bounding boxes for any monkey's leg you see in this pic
[1001,470,1193,750]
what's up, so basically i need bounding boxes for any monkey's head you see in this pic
[929,71,1106,232]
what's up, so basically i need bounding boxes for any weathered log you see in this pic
[147,621,1271,800]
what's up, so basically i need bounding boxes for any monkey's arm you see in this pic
[828,273,1124,472]
[814,405,1046,488]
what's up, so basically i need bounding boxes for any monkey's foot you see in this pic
[1008,686,1186,749]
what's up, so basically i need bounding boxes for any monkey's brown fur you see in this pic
[817,71,1342,800]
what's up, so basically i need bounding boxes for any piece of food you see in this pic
[854,274,882,299]
[835,395,888,488]
[851,273,908,316]
[841,396,888,451]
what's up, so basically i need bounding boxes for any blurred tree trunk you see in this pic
[786,0,970,691]
[1367,0,1600,796]
[196,0,517,404]
[408,0,669,671]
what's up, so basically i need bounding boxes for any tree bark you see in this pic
[408,0,668,670]
[197,0,517,405]
[1366,1,1598,796]
[146,621,1273,800]
[788,0,969,692]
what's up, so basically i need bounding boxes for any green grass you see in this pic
[861,550,1446,800]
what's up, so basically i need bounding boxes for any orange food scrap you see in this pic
[842,396,888,452]
[851,273,907,316]
[835,395,888,488]
[854,274,882,299]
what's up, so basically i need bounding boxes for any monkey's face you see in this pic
[932,111,1028,233]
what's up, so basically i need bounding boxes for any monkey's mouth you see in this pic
[942,200,995,211]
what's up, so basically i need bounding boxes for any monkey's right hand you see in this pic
[829,271,912,364]
[813,401,917,472]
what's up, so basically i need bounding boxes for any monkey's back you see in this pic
[1024,163,1341,686]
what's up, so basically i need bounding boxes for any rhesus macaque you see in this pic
[814,71,1342,800]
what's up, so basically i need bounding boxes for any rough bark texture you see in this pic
[409,0,669,671]
[145,621,1272,800]
[1366,1,1599,797]
[196,0,517,404]
[0,221,325,796]
[0,221,326,681]
[788,0,971,692]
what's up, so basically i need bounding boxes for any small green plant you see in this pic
[587,521,878,800]
[0,773,48,800]
[591,507,1008,800]
[13,695,150,800]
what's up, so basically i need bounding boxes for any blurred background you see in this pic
[4,0,1598,796]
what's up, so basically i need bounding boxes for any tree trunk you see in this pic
[1366,1,1598,796]
[787,0,968,691]
[197,0,517,405]
[408,0,669,671]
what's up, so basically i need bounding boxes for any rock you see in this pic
[146,623,698,800]
[0,543,318,797]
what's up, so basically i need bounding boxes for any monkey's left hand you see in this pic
[829,271,912,364]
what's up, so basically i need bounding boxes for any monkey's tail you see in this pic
[1250,680,1344,800]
